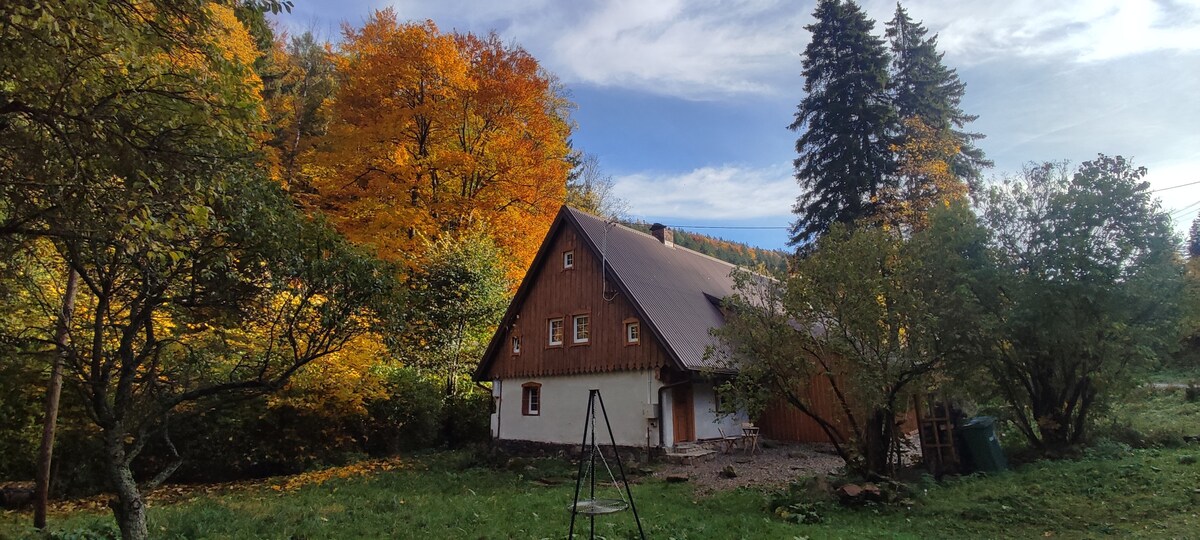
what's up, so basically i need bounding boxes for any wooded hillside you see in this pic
[624,222,789,274]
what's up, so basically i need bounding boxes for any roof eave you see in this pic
[471,206,572,381]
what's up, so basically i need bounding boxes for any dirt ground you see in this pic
[651,440,846,495]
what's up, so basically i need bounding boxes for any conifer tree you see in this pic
[886,3,990,186]
[789,0,896,246]
[1189,214,1200,258]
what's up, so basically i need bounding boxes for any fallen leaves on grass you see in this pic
[21,457,408,516]
[272,457,406,492]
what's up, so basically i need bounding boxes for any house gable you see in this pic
[479,215,673,380]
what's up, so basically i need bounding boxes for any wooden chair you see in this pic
[716,427,740,454]
[741,422,761,455]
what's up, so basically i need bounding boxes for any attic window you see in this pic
[521,382,541,416]
[511,335,521,354]
[563,251,575,269]
[548,318,564,346]
[625,320,640,344]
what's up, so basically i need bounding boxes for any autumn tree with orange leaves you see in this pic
[305,10,573,279]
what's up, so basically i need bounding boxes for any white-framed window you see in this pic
[572,314,590,343]
[511,335,521,354]
[625,321,640,344]
[563,251,575,269]
[522,382,541,416]
[548,318,564,346]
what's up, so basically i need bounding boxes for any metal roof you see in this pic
[474,205,745,380]
[564,207,739,373]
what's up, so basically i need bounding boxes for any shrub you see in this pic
[766,476,835,524]
[49,523,120,540]
[363,366,444,455]
[442,388,492,448]
[161,397,369,482]
[0,356,47,481]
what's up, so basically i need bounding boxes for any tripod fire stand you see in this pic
[567,389,646,539]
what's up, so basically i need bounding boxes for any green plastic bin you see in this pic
[959,416,1008,473]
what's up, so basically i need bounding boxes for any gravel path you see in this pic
[652,441,845,495]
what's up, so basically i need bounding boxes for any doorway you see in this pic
[671,384,695,444]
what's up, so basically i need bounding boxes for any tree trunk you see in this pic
[104,428,148,540]
[1031,395,1072,453]
[33,268,79,529]
[861,410,893,478]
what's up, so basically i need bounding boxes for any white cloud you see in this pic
[861,0,1200,65]
[545,0,805,98]
[612,164,797,219]
[373,0,807,99]
[283,1,1200,98]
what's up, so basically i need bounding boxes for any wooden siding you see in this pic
[758,374,850,443]
[484,225,672,379]
[759,374,918,443]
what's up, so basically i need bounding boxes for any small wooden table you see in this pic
[741,424,761,455]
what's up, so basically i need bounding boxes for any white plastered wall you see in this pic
[691,381,748,440]
[492,370,663,447]
[650,381,749,448]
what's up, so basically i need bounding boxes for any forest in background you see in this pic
[623,222,789,274]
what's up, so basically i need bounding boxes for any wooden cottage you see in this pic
[473,206,843,450]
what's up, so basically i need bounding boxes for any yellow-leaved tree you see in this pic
[876,117,967,232]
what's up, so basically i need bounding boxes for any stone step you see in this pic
[664,447,716,465]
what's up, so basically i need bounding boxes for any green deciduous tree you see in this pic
[397,233,511,395]
[974,155,1183,452]
[20,172,395,539]
[789,0,897,246]
[714,202,987,477]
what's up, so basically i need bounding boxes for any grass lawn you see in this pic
[1107,386,1200,446]
[4,445,1200,539]
[4,386,1200,539]
[1146,365,1200,385]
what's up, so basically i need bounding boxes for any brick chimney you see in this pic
[650,223,673,247]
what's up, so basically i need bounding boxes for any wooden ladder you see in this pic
[914,394,960,476]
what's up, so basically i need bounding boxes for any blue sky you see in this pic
[275,0,1200,250]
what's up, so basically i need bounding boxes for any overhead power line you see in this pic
[1152,179,1200,193]
[1169,200,1200,218]
[666,225,789,230]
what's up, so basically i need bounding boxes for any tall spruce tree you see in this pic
[789,0,897,246]
[886,3,990,186]
[1189,214,1200,258]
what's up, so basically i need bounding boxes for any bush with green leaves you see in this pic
[364,366,447,455]
[970,156,1184,452]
